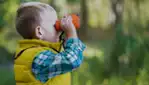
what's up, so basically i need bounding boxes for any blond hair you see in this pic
[16,2,56,39]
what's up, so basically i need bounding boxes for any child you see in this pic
[14,2,85,85]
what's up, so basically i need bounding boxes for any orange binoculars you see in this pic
[54,14,80,31]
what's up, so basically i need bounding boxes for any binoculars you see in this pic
[54,14,80,31]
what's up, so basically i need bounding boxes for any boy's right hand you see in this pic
[61,15,78,39]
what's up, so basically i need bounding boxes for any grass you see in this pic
[0,66,15,85]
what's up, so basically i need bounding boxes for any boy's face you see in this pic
[38,10,61,42]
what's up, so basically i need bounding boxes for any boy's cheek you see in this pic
[45,33,59,42]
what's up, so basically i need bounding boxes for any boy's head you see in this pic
[16,2,61,42]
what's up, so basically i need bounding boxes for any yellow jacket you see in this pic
[14,39,71,85]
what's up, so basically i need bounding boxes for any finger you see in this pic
[67,16,71,21]
[67,16,72,25]
[63,14,68,18]
[63,16,66,18]
[68,15,72,21]
[66,16,70,23]
[64,18,69,28]
[61,18,65,27]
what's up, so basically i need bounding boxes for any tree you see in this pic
[79,0,88,40]
[105,0,125,75]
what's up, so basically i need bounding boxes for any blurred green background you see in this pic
[1,0,149,85]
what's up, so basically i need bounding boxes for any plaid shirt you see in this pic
[32,38,86,83]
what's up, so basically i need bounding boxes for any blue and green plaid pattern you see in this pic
[32,38,86,83]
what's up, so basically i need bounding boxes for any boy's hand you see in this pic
[61,15,78,39]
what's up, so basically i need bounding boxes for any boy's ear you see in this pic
[35,26,43,39]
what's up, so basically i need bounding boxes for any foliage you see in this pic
[0,0,149,85]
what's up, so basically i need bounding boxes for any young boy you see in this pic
[14,2,85,85]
